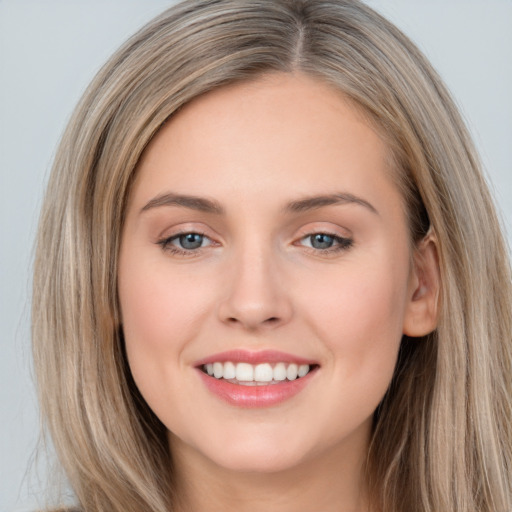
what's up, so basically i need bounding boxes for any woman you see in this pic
[32,1,512,511]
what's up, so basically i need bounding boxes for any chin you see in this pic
[188,429,311,475]
[210,447,306,474]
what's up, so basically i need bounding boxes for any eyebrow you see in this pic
[285,193,379,215]
[140,193,224,215]
[140,191,378,216]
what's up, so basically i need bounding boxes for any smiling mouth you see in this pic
[201,362,318,386]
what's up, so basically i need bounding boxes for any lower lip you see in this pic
[197,369,317,408]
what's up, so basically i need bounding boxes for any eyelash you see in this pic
[298,232,353,255]
[156,231,212,257]
[156,231,353,257]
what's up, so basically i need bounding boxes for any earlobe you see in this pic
[403,230,441,337]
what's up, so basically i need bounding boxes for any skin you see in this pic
[118,73,439,512]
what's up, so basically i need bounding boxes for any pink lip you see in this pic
[197,369,317,408]
[194,349,319,408]
[194,349,316,366]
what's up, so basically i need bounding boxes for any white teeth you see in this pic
[287,363,298,381]
[273,362,287,381]
[298,364,309,377]
[235,362,254,381]
[254,363,273,382]
[203,361,313,383]
[213,362,223,379]
[223,361,236,379]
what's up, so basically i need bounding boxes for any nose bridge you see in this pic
[218,234,292,330]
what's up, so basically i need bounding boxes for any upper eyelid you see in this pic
[299,232,347,241]
[167,229,209,238]
[161,231,213,246]
[294,224,352,239]
[159,228,349,240]
[156,223,215,240]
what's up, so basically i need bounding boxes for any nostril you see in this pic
[225,316,281,327]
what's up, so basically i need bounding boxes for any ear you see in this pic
[402,230,441,337]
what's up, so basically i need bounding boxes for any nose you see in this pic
[217,243,293,331]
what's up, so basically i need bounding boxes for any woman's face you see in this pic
[119,73,426,475]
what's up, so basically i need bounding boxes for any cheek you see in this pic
[300,255,410,392]
[118,253,213,387]
[307,262,407,339]
[299,267,408,441]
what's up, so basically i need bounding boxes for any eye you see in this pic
[157,232,213,254]
[307,233,336,250]
[174,233,207,250]
[299,233,353,253]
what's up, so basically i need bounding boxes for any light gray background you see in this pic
[1,1,511,510]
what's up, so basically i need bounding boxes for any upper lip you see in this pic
[194,349,318,367]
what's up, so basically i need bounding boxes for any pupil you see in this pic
[311,234,334,249]
[180,233,203,249]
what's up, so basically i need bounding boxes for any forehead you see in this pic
[130,72,400,216]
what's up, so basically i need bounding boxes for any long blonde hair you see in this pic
[32,1,512,511]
